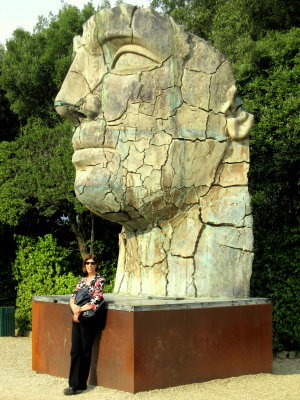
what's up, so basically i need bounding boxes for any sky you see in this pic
[0,0,152,45]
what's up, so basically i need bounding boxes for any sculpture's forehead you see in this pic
[82,5,176,63]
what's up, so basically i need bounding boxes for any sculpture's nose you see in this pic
[54,100,86,125]
[54,70,102,125]
[55,92,101,125]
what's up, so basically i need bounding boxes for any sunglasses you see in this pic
[84,261,96,265]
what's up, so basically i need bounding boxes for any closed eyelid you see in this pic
[111,44,161,69]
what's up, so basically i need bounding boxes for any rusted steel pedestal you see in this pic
[32,295,272,393]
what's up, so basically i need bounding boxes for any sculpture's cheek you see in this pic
[102,74,143,122]
[73,149,124,215]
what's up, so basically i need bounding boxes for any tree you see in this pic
[151,0,218,39]
[0,116,109,258]
[1,3,96,126]
[0,44,19,141]
[0,4,100,258]
[245,28,300,350]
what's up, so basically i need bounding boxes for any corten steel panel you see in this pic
[96,310,135,393]
[133,304,273,392]
[32,301,272,394]
[32,301,71,377]
[32,302,135,392]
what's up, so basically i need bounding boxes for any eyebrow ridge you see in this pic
[111,44,161,69]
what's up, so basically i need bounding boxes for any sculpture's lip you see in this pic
[72,122,106,151]
[73,147,117,152]
[72,143,106,151]
[72,147,116,168]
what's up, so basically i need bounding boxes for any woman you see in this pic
[64,253,105,396]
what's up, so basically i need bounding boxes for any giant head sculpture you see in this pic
[55,4,254,298]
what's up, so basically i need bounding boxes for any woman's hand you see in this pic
[73,310,81,323]
[70,298,81,322]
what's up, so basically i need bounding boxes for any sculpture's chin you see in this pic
[74,185,121,213]
[74,179,180,229]
[74,163,125,218]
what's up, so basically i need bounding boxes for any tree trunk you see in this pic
[67,211,88,259]
[90,212,95,254]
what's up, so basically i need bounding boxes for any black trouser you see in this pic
[68,318,99,390]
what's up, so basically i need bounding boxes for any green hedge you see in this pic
[12,233,117,332]
[12,234,80,331]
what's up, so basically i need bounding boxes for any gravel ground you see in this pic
[1,337,300,400]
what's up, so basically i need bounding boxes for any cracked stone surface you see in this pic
[55,4,254,298]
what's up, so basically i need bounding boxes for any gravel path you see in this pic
[1,337,300,400]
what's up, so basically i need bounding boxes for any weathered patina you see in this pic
[55,4,254,298]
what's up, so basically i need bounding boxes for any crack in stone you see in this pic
[220,244,254,254]
[205,221,246,228]
[215,58,227,73]
[130,6,138,29]
[212,183,249,188]
[180,33,195,82]
[223,161,250,164]
[169,253,194,259]
[207,74,213,112]
[192,257,198,297]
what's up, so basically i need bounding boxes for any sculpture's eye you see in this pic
[112,45,160,74]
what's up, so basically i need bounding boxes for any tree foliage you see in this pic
[0,44,19,141]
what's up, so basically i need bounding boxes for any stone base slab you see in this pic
[32,295,272,393]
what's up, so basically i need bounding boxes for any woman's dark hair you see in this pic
[82,253,99,274]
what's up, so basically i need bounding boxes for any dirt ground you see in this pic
[1,336,300,400]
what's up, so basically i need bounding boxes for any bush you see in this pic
[12,234,80,331]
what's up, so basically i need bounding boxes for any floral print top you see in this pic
[71,273,105,310]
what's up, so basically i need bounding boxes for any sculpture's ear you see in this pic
[226,111,254,141]
[221,85,254,141]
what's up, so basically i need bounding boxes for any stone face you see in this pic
[194,225,253,297]
[185,37,225,74]
[175,103,207,140]
[170,206,202,257]
[103,74,141,121]
[200,186,252,227]
[209,61,235,113]
[215,162,249,186]
[206,112,227,141]
[141,263,168,296]
[55,5,254,299]
[223,140,250,163]
[144,144,169,169]
[137,227,166,267]
[167,255,196,297]
[123,143,144,172]
[182,69,211,110]
[164,139,226,189]
[132,8,174,62]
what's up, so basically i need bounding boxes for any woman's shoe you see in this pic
[63,387,83,395]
